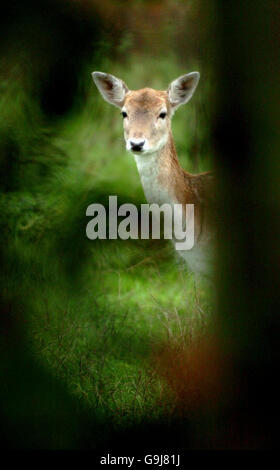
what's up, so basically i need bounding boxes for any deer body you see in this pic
[92,73,214,276]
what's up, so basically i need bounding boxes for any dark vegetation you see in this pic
[0,0,279,450]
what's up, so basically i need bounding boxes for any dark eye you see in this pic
[121,111,127,118]
[159,112,167,119]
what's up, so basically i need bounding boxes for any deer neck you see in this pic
[133,131,185,206]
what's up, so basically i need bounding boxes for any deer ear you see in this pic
[167,72,200,111]
[92,71,129,108]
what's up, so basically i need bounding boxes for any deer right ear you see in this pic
[167,72,200,112]
[92,72,129,108]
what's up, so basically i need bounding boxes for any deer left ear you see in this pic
[92,71,129,108]
[167,72,200,111]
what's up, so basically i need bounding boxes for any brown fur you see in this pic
[125,88,169,111]
[154,130,213,241]
[124,88,213,241]
[93,72,213,254]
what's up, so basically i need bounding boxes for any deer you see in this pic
[92,71,214,277]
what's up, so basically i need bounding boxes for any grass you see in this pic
[1,52,214,433]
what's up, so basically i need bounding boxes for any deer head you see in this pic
[92,71,200,155]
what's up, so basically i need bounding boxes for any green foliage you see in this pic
[1,51,213,434]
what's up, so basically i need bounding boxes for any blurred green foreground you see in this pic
[0,0,214,449]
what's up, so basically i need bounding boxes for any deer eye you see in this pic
[159,112,167,119]
[121,111,128,118]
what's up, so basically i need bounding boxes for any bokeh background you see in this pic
[0,0,279,450]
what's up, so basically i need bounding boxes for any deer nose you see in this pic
[129,139,145,152]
